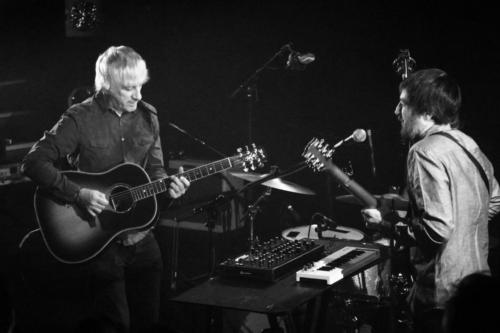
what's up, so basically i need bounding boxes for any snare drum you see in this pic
[281,224,365,241]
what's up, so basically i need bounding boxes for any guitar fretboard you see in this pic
[127,157,235,201]
[178,158,233,182]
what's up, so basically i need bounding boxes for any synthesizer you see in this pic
[217,237,325,281]
[296,246,380,285]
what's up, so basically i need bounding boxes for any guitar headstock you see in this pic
[302,138,333,172]
[237,143,266,172]
[392,49,416,80]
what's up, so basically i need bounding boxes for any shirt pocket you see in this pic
[85,137,115,170]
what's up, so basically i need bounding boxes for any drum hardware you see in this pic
[231,163,317,252]
[335,190,413,297]
[335,193,409,212]
[229,171,315,195]
[311,212,338,238]
[0,79,26,88]
[333,190,414,309]
[243,187,273,251]
[282,224,365,242]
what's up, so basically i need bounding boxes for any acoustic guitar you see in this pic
[34,144,265,264]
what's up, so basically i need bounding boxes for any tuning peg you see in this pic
[314,138,324,149]
[319,144,333,158]
[312,160,324,172]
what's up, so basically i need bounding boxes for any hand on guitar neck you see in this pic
[302,137,407,231]
[361,198,407,232]
[34,144,265,264]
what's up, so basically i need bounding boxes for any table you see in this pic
[170,239,386,332]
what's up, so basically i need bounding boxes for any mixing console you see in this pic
[217,237,325,281]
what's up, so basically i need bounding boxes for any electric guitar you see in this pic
[34,144,265,264]
[302,137,377,208]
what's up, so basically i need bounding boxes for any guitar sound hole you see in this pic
[110,185,134,213]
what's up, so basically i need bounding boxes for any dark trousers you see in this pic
[13,231,163,333]
[413,308,444,333]
[85,233,164,333]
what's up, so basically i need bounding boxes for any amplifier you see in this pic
[0,162,29,185]
[0,141,34,164]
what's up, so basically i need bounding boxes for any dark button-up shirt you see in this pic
[406,126,500,310]
[21,92,167,203]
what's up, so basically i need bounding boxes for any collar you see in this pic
[422,124,452,138]
[95,91,139,116]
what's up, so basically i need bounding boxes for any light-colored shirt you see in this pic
[406,126,500,309]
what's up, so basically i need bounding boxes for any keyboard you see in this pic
[296,245,380,285]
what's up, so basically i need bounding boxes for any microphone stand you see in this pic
[229,43,291,142]
[166,122,228,290]
[245,188,273,252]
[168,122,226,158]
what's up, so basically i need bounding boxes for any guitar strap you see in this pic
[431,132,490,194]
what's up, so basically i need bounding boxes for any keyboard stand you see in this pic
[169,240,386,333]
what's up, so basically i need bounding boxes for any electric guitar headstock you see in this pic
[236,143,266,172]
[302,137,378,208]
[392,49,416,80]
[302,138,334,172]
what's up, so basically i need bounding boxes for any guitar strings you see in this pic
[108,157,242,202]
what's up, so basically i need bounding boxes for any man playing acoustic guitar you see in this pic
[21,45,190,332]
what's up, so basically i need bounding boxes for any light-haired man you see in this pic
[22,45,189,332]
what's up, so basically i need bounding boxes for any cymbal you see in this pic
[336,193,409,211]
[230,172,315,195]
[0,79,26,88]
[0,110,33,119]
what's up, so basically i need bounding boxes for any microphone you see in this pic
[286,49,316,70]
[286,204,302,223]
[333,128,367,149]
[316,213,338,230]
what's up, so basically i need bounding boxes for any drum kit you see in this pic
[230,169,411,301]
[230,169,414,332]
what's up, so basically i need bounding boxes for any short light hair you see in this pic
[94,45,149,92]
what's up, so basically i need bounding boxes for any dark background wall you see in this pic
[2,1,500,331]
[2,0,500,234]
